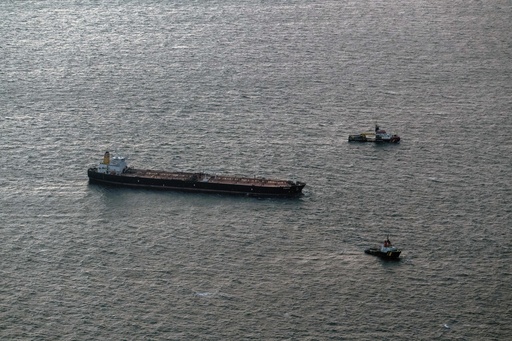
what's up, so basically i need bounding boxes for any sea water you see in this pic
[1,1,511,339]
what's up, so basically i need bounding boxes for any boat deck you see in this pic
[125,168,296,187]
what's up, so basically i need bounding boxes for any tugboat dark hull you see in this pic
[364,248,401,260]
[348,135,400,143]
[88,168,305,198]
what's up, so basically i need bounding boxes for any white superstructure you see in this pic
[96,151,128,175]
[380,237,398,252]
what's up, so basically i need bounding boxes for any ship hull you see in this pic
[88,168,305,197]
[348,135,400,143]
[364,248,401,260]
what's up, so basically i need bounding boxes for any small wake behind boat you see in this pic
[365,237,401,260]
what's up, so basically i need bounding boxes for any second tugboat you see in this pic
[348,125,400,143]
[88,151,306,197]
[365,237,402,260]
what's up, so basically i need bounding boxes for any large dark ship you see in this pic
[88,152,306,197]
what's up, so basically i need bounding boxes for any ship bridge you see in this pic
[97,151,128,175]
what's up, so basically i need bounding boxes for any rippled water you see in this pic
[1,1,511,339]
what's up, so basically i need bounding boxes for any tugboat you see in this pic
[365,237,401,260]
[348,125,400,143]
[88,151,306,197]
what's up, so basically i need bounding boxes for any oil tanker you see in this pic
[88,152,306,197]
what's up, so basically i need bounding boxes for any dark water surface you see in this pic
[1,1,511,340]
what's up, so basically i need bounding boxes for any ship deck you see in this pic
[125,169,296,188]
